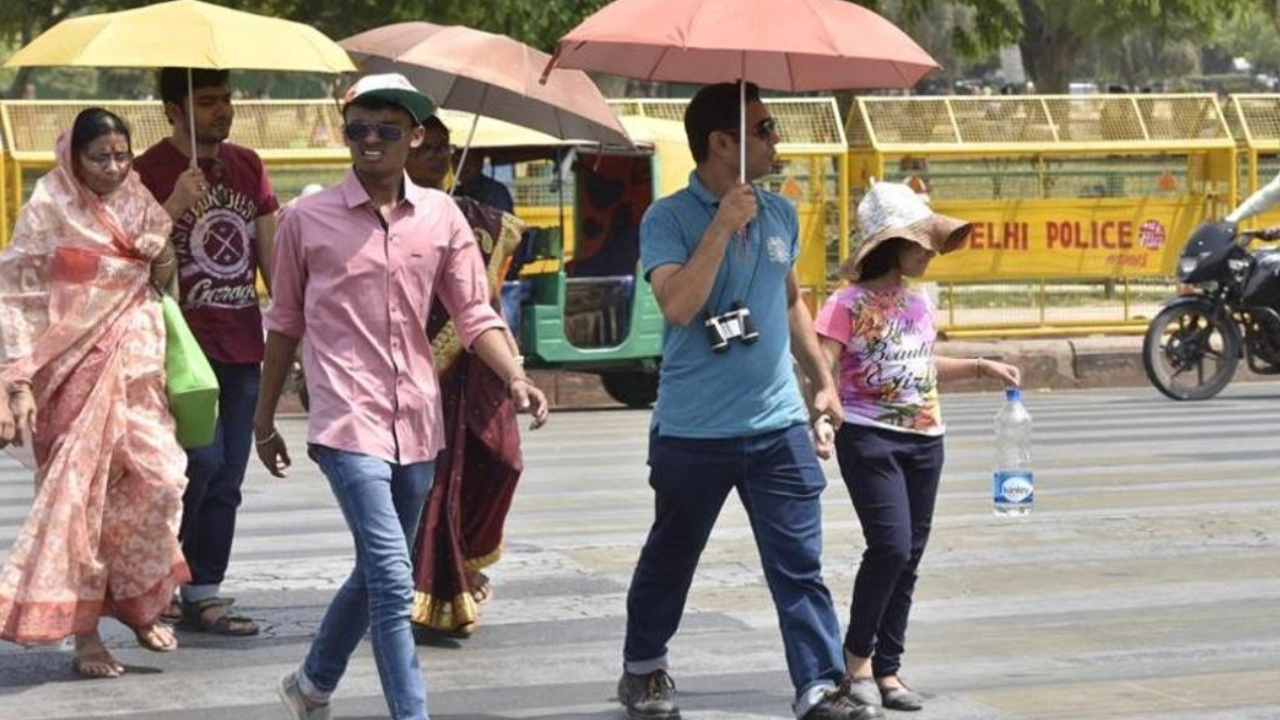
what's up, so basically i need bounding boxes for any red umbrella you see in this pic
[543,0,938,179]
[543,0,938,92]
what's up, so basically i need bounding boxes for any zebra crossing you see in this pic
[1,384,1279,719]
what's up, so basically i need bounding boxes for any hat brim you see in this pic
[352,88,435,125]
[839,213,972,280]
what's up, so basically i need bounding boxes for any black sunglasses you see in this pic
[723,117,779,141]
[343,122,406,142]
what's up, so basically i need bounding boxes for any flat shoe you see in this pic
[880,685,924,711]
[844,676,883,707]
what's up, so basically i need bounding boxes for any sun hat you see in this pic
[839,181,973,280]
[341,73,435,124]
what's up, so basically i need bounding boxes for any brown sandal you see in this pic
[131,622,178,652]
[180,597,260,636]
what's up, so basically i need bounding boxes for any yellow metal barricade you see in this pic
[1224,94,1280,231]
[0,99,600,246]
[612,98,850,306]
[846,94,1239,334]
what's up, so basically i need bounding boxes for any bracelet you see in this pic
[974,358,984,379]
[506,374,531,391]
[152,256,176,267]
[254,429,279,446]
[814,413,833,427]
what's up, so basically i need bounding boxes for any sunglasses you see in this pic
[82,151,133,169]
[723,117,779,142]
[343,122,407,142]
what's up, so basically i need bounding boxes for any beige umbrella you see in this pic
[341,22,631,193]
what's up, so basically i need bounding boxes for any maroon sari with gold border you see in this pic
[410,197,523,635]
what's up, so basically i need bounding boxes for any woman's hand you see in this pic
[0,391,15,449]
[8,385,37,448]
[135,234,167,261]
[508,377,549,430]
[978,358,1022,387]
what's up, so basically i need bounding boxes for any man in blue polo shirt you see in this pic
[617,82,882,720]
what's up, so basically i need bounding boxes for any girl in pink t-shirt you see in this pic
[812,183,1019,712]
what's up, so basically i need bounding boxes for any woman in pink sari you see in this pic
[0,108,190,678]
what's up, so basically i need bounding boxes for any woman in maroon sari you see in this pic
[406,117,525,636]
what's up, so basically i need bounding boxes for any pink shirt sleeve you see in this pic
[813,290,851,344]
[263,209,306,339]
[435,202,505,348]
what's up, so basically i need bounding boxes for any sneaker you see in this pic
[802,678,886,720]
[617,668,681,720]
[276,671,331,720]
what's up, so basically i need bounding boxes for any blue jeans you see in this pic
[834,424,944,678]
[624,424,845,717]
[181,361,260,599]
[301,445,435,720]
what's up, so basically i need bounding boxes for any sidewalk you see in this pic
[526,334,1271,408]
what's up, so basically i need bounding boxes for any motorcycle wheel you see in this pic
[1142,300,1241,401]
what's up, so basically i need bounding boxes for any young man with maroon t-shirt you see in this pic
[135,67,278,637]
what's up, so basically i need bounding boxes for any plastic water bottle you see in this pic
[993,388,1034,516]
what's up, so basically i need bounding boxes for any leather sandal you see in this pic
[180,597,260,636]
[131,622,178,652]
[470,573,493,605]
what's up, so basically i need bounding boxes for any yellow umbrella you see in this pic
[3,0,354,167]
[2,0,354,73]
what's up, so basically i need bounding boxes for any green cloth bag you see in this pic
[161,294,220,448]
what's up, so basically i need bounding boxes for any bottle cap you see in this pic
[1005,387,1022,402]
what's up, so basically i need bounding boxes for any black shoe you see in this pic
[617,668,680,720]
[802,678,886,720]
[879,683,925,712]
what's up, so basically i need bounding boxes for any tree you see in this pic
[859,0,1248,93]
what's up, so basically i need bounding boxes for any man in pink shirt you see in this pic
[252,74,547,720]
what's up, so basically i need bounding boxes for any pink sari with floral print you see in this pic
[0,133,189,645]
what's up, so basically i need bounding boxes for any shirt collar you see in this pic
[338,170,426,211]
[687,170,720,208]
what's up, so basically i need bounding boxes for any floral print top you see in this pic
[813,283,943,436]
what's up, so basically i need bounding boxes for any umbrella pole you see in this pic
[187,69,199,169]
[739,75,746,185]
[451,85,489,197]
[450,112,480,197]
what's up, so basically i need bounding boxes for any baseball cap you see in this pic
[341,73,435,125]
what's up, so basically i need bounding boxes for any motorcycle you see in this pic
[1143,221,1280,400]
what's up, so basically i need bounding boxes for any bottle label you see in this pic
[994,470,1034,505]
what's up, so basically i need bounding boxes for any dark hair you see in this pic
[71,107,131,155]
[341,95,413,124]
[158,67,230,106]
[856,238,912,282]
[420,114,448,138]
[684,81,761,163]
